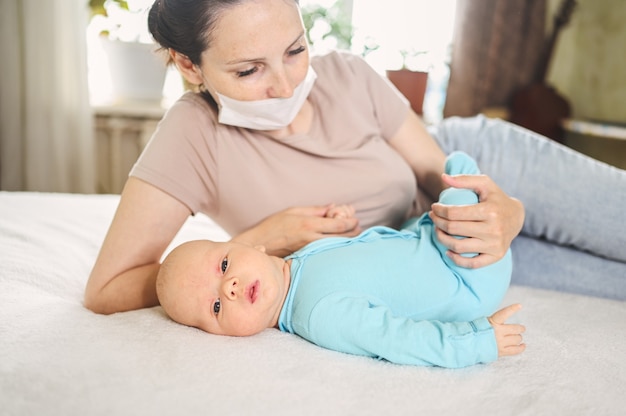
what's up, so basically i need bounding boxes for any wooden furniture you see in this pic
[562,118,626,169]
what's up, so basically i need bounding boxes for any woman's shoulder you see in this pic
[311,50,373,79]
[161,91,219,126]
[309,51,385,106]
[142,91,221,156]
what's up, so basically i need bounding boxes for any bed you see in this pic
[1,191,624,415]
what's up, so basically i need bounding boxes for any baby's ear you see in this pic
[254,245,267,253]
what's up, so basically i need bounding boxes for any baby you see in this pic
[156,152,525,368]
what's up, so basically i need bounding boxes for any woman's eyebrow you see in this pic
[224,31,305,65]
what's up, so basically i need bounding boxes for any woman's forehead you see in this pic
[203,0,303,60]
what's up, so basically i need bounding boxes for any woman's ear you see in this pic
[170,49,203,86]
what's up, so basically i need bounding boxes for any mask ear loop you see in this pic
[195,66,221,108]
[195,76,219,109]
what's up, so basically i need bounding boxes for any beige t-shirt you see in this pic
[131,51,417,236]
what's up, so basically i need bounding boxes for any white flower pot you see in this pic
[100,38,168,103]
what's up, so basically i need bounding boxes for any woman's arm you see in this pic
[84,177,191,314]
[387,110,448,200]
[388,110,524,267]
[85,180,361,314]
[231,205,361,258]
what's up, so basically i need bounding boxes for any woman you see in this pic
[84,0,625,314]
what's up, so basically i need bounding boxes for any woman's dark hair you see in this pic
[148,0,237,65]
[148,0,299,66]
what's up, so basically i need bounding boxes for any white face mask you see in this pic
[214,66,317,131]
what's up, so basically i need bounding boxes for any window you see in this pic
[87,0,183,106]
[88,0,456,122]
[302,0,457,123]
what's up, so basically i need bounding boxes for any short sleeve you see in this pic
[130,93,219,214]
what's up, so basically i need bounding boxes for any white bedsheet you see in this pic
[1,191,625,415]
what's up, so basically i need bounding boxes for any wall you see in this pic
[548,0,626,123]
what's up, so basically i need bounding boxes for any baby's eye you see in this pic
[213,298,221,315]
[220,257,229,273]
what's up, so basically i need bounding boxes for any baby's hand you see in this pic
[325,204,356,220]
[488,303,526,357]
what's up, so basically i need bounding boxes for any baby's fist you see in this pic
[325,204,356,219]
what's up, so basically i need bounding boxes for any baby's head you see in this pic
[157,240,291,336]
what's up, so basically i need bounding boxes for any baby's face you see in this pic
[159,240,291,336]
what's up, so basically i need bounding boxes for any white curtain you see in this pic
[0,0,95,193]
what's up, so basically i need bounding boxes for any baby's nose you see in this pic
[222,277,239,300]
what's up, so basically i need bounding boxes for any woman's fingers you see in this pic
[445,251,498,269]
[314,215,361,235]
[441,173,495,199]
[429,173,525,266]
[279,208,359,235]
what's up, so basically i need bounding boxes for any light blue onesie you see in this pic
[278,152,512,368]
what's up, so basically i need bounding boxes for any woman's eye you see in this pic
[288,45,306,56]
[236,66,258,78]
[213,298,221,315]
[220,257,229,273]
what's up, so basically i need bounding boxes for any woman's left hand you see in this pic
[429,173,525,268]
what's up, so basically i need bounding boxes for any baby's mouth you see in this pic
[246,280,259,304]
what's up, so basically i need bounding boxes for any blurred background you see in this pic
[1,0,624,194]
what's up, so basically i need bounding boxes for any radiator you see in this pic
[94,105,164,194]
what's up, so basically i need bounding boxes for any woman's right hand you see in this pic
[429,173,525,268]
[232,205,361,257]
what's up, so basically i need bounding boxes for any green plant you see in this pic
[88,0,128,19]
[397,48,432,72]
[301,2,353,51]
[88,0,153,42]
